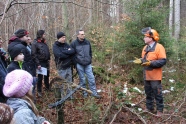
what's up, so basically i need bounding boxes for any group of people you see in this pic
[0,28,101,123]
[0,26,167,123]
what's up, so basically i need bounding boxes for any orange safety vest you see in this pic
[141,42,166,80]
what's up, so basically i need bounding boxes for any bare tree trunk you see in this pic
[169,0,173,36]
[174,0,180,40]
[116,0,119,23]
[62,0,70,41]
[72,1,76,38]
[87,0,92,24]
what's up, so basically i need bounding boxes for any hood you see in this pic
[6,98,31,113]
[8,36,19,44]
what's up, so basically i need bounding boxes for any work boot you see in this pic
[156,111,163,117]
[144,108,155,113]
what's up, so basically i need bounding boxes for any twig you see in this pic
[138,110,159,117]
[123,105,147,124]
[163,114,186,121]
[109,106,122,124]
[133,97,146,107]
[161,91,186,123]
[100,83,113,124]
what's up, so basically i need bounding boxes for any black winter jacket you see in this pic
[0,56,7,102]
[31,40,50,66]
[7,61,29,73]
[70,38,92,66]
[8,36,36,76]
[53,41,75,70]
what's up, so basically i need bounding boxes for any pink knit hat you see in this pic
[3,69,33,98]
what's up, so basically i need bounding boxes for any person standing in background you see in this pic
[0,37,8,103]
[71,29,100,98]
[8,29,36,76]
[0,37,8,67]
[31,30,50,97]
[53,32,75,99]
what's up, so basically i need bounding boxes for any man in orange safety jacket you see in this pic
[133,27,166,117]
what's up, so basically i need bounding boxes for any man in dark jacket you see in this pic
[0,37,8,102]
[0,53,7,103]
[71,29,100,98]
[53,32,75,99]
[31,30,50,97]
[8,29,36,76]
[53,32,75,82]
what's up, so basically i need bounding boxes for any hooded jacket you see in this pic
[53,41,75,70]
[7,98,46,124]
[70,38,92,66]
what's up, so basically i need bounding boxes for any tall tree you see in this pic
[169,0,173,36]
[174,0,180,40]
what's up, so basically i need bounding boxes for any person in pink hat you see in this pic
[3,69,50,124]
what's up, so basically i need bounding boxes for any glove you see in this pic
[141,60,151,66]
[133,57,142,64]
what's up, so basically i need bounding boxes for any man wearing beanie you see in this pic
[3,70,50,124]
[8,29,36,77]
[31,30,50,97]
[53,32,75,98]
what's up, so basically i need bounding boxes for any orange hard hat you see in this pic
[141,27,159,41]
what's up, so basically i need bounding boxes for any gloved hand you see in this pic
[141,60,151,66]
[133,57,142,64]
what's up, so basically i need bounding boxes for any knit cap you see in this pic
[14,29,29,38]
[3,69,33,98]
[9,44,24,60]
[57,32,66,39]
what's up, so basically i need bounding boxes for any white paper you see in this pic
[36,67,47,76]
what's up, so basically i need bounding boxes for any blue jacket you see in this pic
[7,98,47,124]
[70,38,92,66]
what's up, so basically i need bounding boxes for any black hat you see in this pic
[57,32,66,39]
[14,29,29,38]
[37,30,45,39]
[9,44,24,60]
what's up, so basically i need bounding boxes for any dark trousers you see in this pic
[144,80,164,112]
[37,62,50,92]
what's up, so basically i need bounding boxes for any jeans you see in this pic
[76,63,98,96]
[58,67,72,82]
[58,67,73,98]
[144,80,164,112]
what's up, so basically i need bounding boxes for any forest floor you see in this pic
[35,62,186,124]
